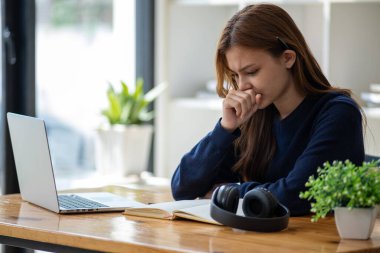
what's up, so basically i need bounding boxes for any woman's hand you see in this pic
[221,89,262,132]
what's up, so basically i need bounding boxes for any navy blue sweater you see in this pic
[171,93,365,215]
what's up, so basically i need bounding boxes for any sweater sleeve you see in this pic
[171,119,241,200]
[239,101,364,216]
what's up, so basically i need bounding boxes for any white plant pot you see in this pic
[334,206,379,240]
[95,124,153,176]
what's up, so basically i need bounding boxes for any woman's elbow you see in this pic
[171,175,191,200]
[171,186,194,200]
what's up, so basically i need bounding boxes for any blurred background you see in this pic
[1,0,380,198]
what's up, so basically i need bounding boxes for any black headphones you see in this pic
[210,184,290,232]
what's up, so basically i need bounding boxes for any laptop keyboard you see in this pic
[58,195,109,209]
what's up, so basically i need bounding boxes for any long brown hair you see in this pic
[215,4,352,181]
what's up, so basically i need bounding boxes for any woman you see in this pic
[171,4,364,215]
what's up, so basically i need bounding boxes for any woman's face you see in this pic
[225,45,296,110]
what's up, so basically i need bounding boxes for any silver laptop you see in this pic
[7,112,144,213]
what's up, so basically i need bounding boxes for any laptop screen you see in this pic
[7,113,60,212]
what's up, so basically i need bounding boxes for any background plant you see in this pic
[299,160,380,222]
[102,78,167,125]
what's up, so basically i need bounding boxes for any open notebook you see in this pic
[124,199,245,225]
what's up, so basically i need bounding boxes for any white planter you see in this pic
[95,124,153,176]
[334,206,379,240]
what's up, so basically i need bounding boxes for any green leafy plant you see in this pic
[299,160,380,222]
[102,78,167,125]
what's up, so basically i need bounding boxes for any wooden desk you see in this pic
[1,191,380,253]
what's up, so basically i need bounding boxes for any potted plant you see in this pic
[95,78,167,176]
[300,160,380,240]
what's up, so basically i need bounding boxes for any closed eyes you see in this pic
[230,69,259,82]
[246,69,259,76]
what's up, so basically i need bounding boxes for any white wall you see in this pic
[168,4,237,97]
[329,3,380,100]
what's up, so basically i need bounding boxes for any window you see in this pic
[36,0,136,188]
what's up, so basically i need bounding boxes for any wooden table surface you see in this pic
[1,187,380,253]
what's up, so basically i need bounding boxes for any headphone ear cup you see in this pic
[215,184,239,213]
[242,188,278,218]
